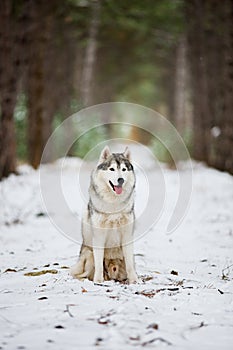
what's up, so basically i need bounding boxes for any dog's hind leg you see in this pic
[70,246,94,280]
[70,256,86,278]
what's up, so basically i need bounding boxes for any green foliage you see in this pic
[71,125,108,159]
[182,128,193,154]
[52,102,108,160]
[149,127,193,164]
[150,136,173,163]
[96,0,185,109]
[116,63,163,107]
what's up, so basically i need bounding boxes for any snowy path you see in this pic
[0,157,233,349]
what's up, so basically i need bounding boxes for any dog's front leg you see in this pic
[122,226,138,283]
[93,230,106,283]
[122,243,138,283]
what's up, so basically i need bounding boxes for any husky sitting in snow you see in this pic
[70,146,138,283]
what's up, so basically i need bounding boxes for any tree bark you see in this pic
[186,0,210,162]
[186,0,233,174]
[212,0,233,173]
[173,37,188,132]
[81,0,101,107]
[0,0,21,179]
[27,1,55,168]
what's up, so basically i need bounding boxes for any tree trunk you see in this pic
[81,0,101,107]
[27,1,54,168]
[211,0,233,173]
[0,0,20,179]
[186,0,210,162]
[0,101,17,178]
[186,0,233,174]
[173,36,188,132]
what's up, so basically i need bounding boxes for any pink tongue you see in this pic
[114,186,123,195]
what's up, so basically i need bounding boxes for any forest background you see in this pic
[0,0,232,179]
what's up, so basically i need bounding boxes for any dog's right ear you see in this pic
[98,146,111,164]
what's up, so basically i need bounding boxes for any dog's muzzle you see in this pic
[109,178,124,195]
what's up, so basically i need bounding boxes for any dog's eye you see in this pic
[109,167,115,171]
[122,168,126,171]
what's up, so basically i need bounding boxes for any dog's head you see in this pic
[96,146,135,196]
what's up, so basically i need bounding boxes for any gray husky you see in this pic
[70,146,138,283]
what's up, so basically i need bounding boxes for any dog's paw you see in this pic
[93,275,104,284]
[128,278,139,284]
[128,274,139,284]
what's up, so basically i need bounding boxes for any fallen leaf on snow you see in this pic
[129,335,140,341]
[4,268,17,273]
[135,290,157,298]
[141,275,153,282]
[167,287,179,292]
[95,337,103,345]
[24,269,58,276]
[147,323,159,330]
[108,295,119,300]
[98,317,109,325]
[54,325,65,329]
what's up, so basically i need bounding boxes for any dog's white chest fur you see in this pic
[92,211,131,228]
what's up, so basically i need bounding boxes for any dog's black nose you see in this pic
[118,178,124,185]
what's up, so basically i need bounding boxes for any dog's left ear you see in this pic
[123,147,131,161]
[98,146,111,164]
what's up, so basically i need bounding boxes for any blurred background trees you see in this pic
[0,0,232,179]
[186,0,233,174]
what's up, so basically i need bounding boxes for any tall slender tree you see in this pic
[26,0,78,168]
[0,0,25,179]
[81,0,101,107]
[186,0,233,174]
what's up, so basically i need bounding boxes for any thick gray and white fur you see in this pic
[70,146,138,283]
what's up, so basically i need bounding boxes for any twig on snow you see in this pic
[64,304,75,318]
[142,337,172,346]
[189,321,207,330]
[222,263,233,280]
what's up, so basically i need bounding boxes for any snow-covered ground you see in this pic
[0,151,233,350]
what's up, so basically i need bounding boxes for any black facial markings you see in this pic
[97,159,112,170]
[124,159,133,171]
[97,153,133,171]
[115,154,133,171]
[109,180,115,191]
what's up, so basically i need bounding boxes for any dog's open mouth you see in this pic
[109,181,123,195]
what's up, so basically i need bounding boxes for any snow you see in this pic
[0,153,233,350]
